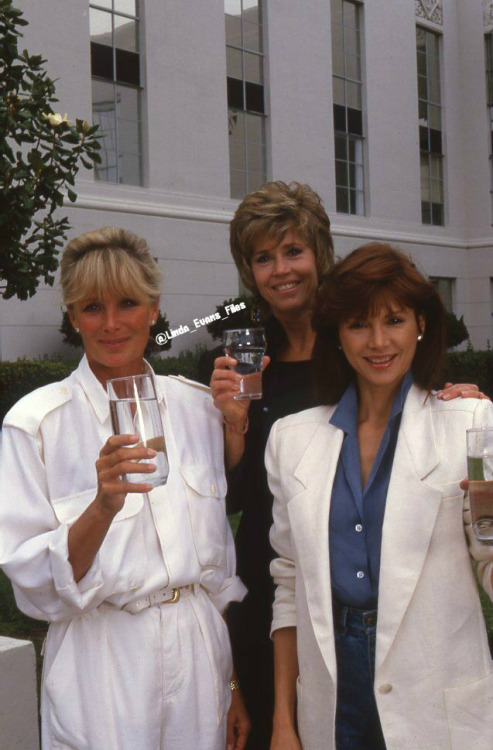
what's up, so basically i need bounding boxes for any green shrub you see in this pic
[443,350,493,395]
[445,312,469,349]
[0,347,208,422]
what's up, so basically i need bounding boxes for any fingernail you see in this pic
[147,449,157,457]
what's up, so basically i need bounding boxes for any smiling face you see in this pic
[250,228,319,320]
[338,303,424,396]
[68,292,159,386]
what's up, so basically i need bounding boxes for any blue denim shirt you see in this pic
[329,373,414,608]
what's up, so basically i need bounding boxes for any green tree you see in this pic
[0,0,101,300]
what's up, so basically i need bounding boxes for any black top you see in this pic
[227,357,320,646]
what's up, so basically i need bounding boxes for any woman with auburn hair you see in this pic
[0,226,249,750]
[267,243,493,750]
[209,181,486,750]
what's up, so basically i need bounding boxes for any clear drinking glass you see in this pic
[107,373,169,487]
[467,426,493,543]
[222,328,266,400]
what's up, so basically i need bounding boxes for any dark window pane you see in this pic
[420,126,429,152]
[335,160,348,187]
[116,49,140,85]
[349,189,358,214]
[227,77,244,109]
[431,203,443,225]
[421,202,431,224]
[429,128,442,154]
[245,81,264,113]
[336,187,349,213]
[347,107,362,135]
[335,135,347,160]
[333,104,346,132]
[91,42,114,80]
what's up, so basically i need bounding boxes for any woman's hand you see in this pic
[437,383,490,401]
[95,433,157,517]
[226,687,251,750]
[211,355,270,429]
[210,356,251,430]
[68,434,156,582]
[270,726,302,750]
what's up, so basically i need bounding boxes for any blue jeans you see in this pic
[334,604,387,750]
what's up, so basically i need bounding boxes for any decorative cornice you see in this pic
[484,0,493,28]
[415,0,443,26]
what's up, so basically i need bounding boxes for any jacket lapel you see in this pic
[288,416,344,680]
[376,385,442,673]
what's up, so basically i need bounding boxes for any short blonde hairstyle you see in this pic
[60,226,161,305]
[230,181,334,294]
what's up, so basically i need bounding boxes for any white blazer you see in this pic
[267,385,493,750]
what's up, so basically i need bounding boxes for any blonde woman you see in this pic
[0,227,249,750]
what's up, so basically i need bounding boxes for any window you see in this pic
[417,27,444,225]
[90,1,143,185]
[331,0,365,215]
[485,33,493,221]
[430,277,453,312]
[225,0,266,198]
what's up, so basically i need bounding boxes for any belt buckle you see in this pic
[162,587,180,604]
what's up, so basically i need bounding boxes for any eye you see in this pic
[82,302,101,313]
[388,316,404,325]
[287,246,303,257]
[120,298,139,308]
[347,320,366,330]
[253,253,270,264]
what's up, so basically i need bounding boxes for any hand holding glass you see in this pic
[467,427,493,543]
[222,328,266,400]
[107,374,169,488]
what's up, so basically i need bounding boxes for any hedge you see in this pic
[0,348,491,424]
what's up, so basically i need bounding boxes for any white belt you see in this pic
[99,584,198,616]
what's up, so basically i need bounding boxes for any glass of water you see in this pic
[222,328,266,400]
[467,426,493,543]
[107,373,169,488]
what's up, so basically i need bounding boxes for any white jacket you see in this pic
[267,386,493,750]
[0,356,246,620]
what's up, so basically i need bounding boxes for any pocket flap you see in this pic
[180,465,226,498]
[51,488,144,524]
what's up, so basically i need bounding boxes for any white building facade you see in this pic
[1,0,492,360]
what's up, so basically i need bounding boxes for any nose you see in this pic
[272,254,289,275]
[368,323,388,349]
[102,305,120,330]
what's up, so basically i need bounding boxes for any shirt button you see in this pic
[379,684,393,694]
[211,483,216,494]
[355,524,363,532]
[263,407,269,412]
[356,571,365,579]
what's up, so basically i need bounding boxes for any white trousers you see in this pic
[41,588,232,750]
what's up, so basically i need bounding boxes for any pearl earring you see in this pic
[417,333,423,341]
[151,320,156,326]
[74,327,80,333]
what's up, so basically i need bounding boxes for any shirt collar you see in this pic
[330,371,414,435]
[74,355,160,425]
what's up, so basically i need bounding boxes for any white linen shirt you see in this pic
[0,356,246,622]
